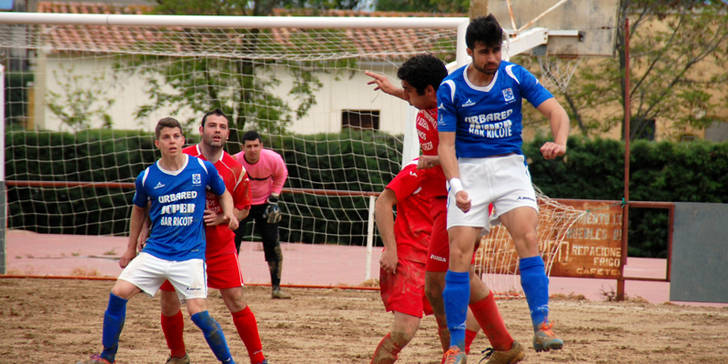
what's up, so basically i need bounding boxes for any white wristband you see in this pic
[449,178,464,194]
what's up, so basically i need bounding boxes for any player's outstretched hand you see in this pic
[455,190,472,213]
[365,70,402,98]
[119,247,136,269]
[380,249,398,275]
[540,141,566,160]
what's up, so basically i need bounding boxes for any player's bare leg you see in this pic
[500,206,563,352]
[220,287,267,364]
[425,271,450,352]
[371,312,420,364]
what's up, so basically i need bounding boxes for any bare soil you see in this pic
[1,278,727,363]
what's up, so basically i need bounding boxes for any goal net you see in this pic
[0,7,460,251]
[1,8,583,287]
[474,186,587,298]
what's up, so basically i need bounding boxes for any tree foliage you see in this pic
[374,0,468,13]
[132,0,362,133]
[537,0,728,140]
[46,64,116,131]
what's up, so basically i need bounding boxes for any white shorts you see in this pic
[118,252,208,301]
[447,154,538,230]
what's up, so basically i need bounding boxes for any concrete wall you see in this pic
[670,202,728,303]
[38,55,409,135]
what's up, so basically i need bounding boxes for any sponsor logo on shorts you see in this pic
[430,254,447,262]
[517,196,536,202]
[186,287,202,291]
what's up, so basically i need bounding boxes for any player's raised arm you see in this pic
[536,98,569,160]
[374,188,399,274]
[365,70,407,100]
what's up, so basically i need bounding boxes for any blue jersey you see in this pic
[437,61,553,158]
[132,155,226,261]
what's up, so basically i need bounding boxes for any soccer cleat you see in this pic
[442,346,467,364]
[479,341,525,364]
[256,360,268,364]
[533,322,564,352]
[165,354,190,364]
[76,354,114,364]
[271,288,291,299]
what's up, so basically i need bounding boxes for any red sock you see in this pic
[232,306,265,364]
[161,310,186,358]
[464,329,477,354]
[469,292,513,351]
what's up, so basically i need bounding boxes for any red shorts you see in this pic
[426,197,449,272]
[380,258,433,318]
[160,251,244,292]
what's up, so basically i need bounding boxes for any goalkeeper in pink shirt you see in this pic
[233,130,291,299]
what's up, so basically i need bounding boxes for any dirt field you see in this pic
[1,278,727,363]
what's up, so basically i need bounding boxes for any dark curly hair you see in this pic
[396,54,448,95]
[466,15,504,50]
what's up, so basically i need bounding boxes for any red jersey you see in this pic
[386,161,431,263]
[416,108,447,198]
[183,145,251,257]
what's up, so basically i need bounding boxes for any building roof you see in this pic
[33,1,460,61]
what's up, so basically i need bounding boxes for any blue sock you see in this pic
[100,293,127,362]
[443,270,470,349]
[191,310,235,364]
[520,256,550,330]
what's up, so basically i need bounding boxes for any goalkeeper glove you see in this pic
[263,194,282,224]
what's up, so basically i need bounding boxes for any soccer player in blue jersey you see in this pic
[437,15,570,363]
[78,117,240,364]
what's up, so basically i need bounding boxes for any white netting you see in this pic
[1,10,459,248]
[474,186,587,298]
[536,55,583,93]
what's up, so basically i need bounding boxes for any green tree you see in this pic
[375,0,468,13]
[557,0,728,140]
[132,0,363,132]
[46,64,116,131]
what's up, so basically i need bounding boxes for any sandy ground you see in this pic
[3,230,699,305]
[1,278,727,363]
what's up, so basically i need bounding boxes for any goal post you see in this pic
[1,63,6,274]
[0,10,471,283]
[0,9,590,288]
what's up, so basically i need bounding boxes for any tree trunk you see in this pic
[469,0,489,19]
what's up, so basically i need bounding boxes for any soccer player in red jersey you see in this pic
[367,54,524,363]
[157,110,267,364]
[370,159,434,363]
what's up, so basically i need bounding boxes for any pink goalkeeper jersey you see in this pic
[233,148,288,205]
